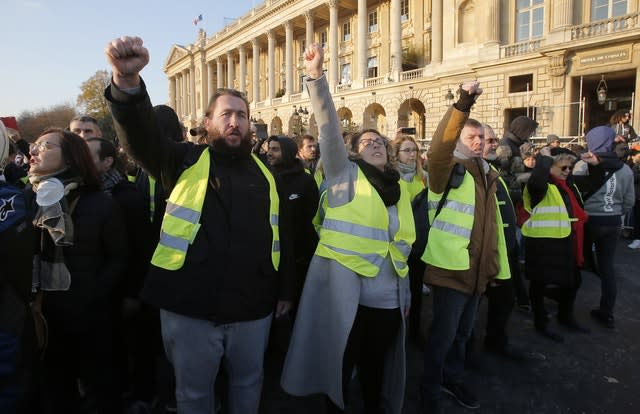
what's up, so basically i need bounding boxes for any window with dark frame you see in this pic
[509,74,534,93]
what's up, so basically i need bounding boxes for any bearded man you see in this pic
[104,35,294,414]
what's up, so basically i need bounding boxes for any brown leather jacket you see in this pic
[423,107,500,295]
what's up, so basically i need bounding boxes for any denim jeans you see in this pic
[160,310,272,414]
[421,286,480,400]
[588,223,620,316]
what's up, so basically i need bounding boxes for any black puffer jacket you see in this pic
[106,80,295,323]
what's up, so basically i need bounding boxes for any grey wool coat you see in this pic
[280,75,411,414]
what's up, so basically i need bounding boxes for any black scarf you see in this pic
[354,159,401,206]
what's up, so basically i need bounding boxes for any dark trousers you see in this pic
[485,278,515,349]
[529,271,581,329]
[408,256,426,339]
[588,223,620,316]
[327,305,401,414]
[421,287,480,401]
[43,311,120,414]
[633,201,640,239]
[118,303,160,403]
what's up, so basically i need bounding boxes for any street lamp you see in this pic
[596,75,608,105]
[445,89,455,106]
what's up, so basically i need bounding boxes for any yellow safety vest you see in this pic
[128,174,157,222]
[422,171,509,279]
[402,173,426,202]
[312,190,328,235]
[521,184,574,239]
[315,166,416,277]
[151,150,280,270]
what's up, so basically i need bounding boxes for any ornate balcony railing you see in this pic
[500,39,542,58]
[364,76,385,88]
[571,12,639,40]
[400,68,424,82]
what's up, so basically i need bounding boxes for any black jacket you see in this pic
[270,137,319,298]
[106,80,295,323]
[110,179,153,298]
[36,189,129,327]
[524,155,581,287]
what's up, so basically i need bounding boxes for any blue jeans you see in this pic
[589,224,620,316]
[160,310,272,414]
[421,286,480,400]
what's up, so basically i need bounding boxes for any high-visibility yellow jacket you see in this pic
[315,166,415,277]
[151,150,280,270]
[422,170,510,279]
[521,184,575,239]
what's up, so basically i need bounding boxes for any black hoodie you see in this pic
[268,136,320,299]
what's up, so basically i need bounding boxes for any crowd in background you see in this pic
[1,39,639,414]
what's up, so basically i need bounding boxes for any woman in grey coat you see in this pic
[281,44,414,414]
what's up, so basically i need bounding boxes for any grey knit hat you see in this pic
[546,134,560,144]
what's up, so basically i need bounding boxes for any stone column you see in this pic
[304,10,314,47]
[200,57,208,114]
[390,0,402,76]
[285,21,294,95]
[239,45,247,94]
[328,0,339,87]
[267,29,276,99]
[189,65,196,121]
[181,71,188,116]
[169,76,176,110]
[485,0,500,44]
[216,57,223,89]
[227,51,235,89]
[431,0,442,63]
[207,62,215,101]
[252,38,261,103]
[552,0,573,29]
[357,0,367,81]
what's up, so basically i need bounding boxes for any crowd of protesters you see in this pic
[1,38,638,414]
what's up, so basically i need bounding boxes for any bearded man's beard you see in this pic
[207,129,254,157]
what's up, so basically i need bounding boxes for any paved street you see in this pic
[260,238,640,414]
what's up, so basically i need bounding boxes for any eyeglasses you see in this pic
[359,138,387,148]
[29,141,61,153]
[399,148,418,153]
[557,165,572,171]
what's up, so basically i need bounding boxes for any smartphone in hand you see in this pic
[400,127,416,134]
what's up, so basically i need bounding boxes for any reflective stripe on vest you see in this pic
[521,184,572,239]
[151,150,280,270]
[315,166,415,277]
[422,170,510,279]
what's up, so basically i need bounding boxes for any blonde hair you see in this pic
[392,134,424,178]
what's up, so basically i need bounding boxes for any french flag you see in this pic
[193,14,203,26]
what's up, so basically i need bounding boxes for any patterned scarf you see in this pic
[30,171,81,291]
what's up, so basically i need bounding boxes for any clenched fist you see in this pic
[104,36,150,89]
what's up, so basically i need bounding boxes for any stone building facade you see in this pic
[164,0,640,144]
